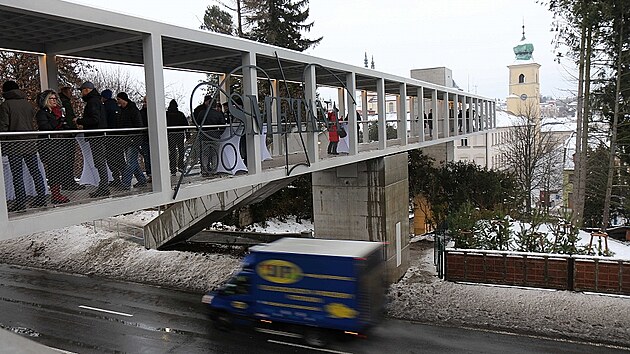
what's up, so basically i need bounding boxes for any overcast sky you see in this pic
[70,0,577,102]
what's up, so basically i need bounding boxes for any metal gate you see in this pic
[434,231,447,279]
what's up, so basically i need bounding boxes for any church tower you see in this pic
[506,24,540,120]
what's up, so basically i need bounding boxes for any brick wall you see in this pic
[445,250,630,295]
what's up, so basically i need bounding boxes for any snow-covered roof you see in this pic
[495,109,517,128]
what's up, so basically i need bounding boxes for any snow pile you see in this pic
[1,211,630,347]
[0,222,239,292]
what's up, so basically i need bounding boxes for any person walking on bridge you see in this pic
[116,92,147,189]
[166,99,188,176]
[75,81,110,198]
[0,80,47,211]
[36,89,70,205]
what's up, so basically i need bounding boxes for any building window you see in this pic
[388,102,394,113]
[460,138,468,147]
[518,74,525,83]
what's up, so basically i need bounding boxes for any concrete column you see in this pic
[398,83,408,145]
[337,87,346,119]
[311,153,410,283]
[471,97,481,132]
[361,90,368,118]
[346,73,358,155]
[431,89,438,140]
[219,73,228,104]
[376,78,386,150]
[418,88,425,142]
[242,52,261,174]
[270,79,281,156]
[409,97,417,140]
[483,100,490,130]
[142,33,169,193]
[38,54,58,91]
[442,92,449,138]
[466,96,472,133]
[453,93,459,135]
[304,65,319,162]
[361,90,368,144]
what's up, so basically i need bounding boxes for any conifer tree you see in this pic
[245,0,322,51]
[200,5,235,35]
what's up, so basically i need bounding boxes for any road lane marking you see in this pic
[267,339,352,354]
[255,327,301,338]
[78,305,133,317]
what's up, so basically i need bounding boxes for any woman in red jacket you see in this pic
[327,110,339,155]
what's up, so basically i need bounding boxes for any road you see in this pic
[0,263,627,354]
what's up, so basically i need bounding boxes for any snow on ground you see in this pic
[1,211,630,348]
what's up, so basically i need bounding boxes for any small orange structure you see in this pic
[413,195,434,235]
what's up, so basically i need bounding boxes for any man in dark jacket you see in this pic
[58,86,85,191]
[193,95,225,176]
[0,80,47,211]
[166,99,189,175]
[75,81,110,198]
[116,92,147,189]
[101,89,125,187]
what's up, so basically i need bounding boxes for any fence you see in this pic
[444,249,630,295]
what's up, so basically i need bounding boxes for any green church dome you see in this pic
[513,24,534,60]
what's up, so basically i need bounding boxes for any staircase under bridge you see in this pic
[144,177,296,250]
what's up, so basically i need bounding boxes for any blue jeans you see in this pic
[122,146,147,187]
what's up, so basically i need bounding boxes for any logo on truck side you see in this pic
[257,260,303,284]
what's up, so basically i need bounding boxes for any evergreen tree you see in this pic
[583,144,610,228]
[246,0,322,51]
[200,5,235,35]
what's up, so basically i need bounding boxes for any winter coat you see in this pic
[194,105,225,139]
[166,107,189,133]
[36,107,67,138]
[77,89,107,136]
[59,92,77,129]
[103,98,120,129]
[0,89,38,154]
[327,111,339,142]
[118,101,143,148]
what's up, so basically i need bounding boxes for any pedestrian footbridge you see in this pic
[0,0,495,259]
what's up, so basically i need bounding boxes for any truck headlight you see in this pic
[201,294,214,304]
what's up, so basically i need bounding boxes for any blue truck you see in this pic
[202,237,385,346]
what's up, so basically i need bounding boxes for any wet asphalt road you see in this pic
[0,263,628,354]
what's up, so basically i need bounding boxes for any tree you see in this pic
[246,0,322,51]
[200,5,235,35]
[584,144,610,228]
[408,149,518,229]
[499,100,564,215]
[593,0,630,230]
[85,65,145,104]
[0,51,87,103]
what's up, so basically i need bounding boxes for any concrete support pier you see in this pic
[312,153,410,283]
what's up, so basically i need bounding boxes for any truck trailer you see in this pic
[202,237,385,346]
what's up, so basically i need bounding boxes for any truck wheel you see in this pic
[213,311,232,331]
[303,328,328,347]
